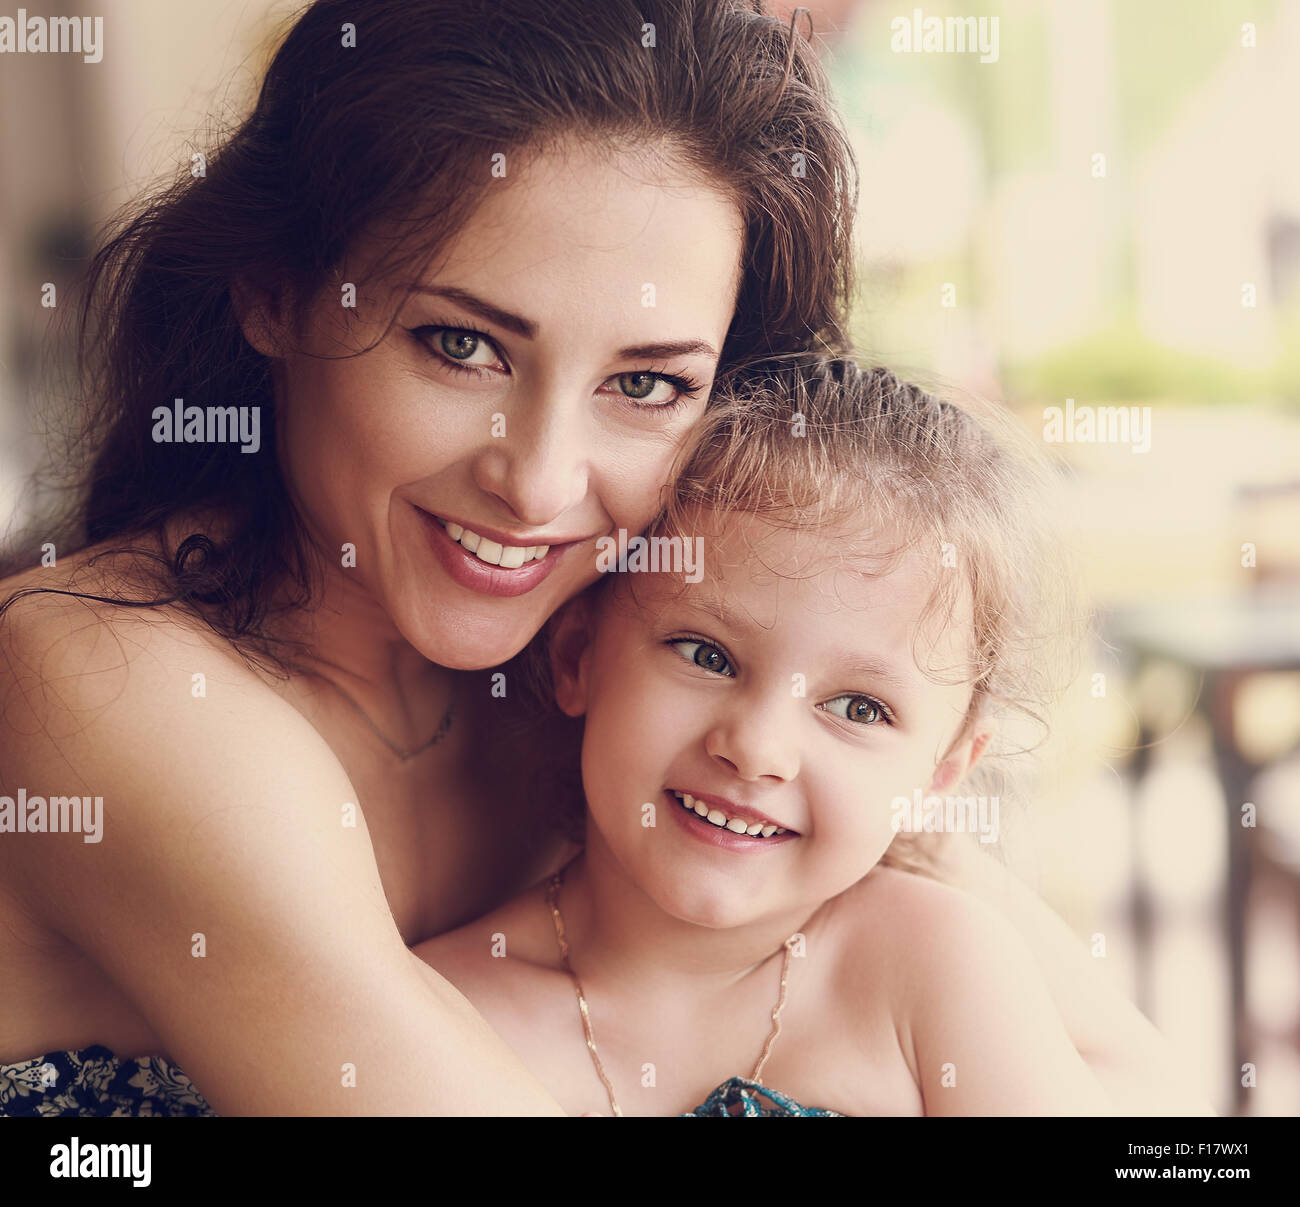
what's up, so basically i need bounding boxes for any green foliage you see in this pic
[1007,323,1273,406]
[1113,0,1279,151]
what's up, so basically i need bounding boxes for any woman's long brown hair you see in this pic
[4,0,857,665]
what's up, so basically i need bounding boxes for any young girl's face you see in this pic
[557,509,987,929]
[257,140,743,670]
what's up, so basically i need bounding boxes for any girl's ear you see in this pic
[549,593,598,718]
[927,723,994,794]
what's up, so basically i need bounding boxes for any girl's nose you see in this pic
[471,388,591,527]
[704,699,801,783]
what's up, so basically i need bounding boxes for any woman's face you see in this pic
[270,142,743,669]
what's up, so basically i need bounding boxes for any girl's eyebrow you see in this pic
[836,654,911,690]
[678,591,746,630]
[411,284,718,360]
[679,595,911,689]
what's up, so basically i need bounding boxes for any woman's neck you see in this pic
[555,828,824,993]
[269,536,456,747]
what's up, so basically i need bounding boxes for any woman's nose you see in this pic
[471,388,591,527]
[704,697,801,783]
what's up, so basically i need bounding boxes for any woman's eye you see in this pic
[821,694,889,726]
[415,326,504,371]
[669,639,733,677]
[606,371,697,408]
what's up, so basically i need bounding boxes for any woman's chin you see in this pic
[414,637,530,673]
[398,611,540,672]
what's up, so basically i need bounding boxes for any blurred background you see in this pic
[2,0,1298,1116]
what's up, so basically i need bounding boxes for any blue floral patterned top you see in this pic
[0,1047,215,1117]
[1,1050,836,1117]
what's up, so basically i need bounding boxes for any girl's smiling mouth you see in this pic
[666,788,800,847]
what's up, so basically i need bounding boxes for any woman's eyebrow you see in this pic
[410,285,536,338]
[617,339,719,360]
[410,285,717,360]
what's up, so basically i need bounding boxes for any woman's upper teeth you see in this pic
[443,519,549,568]
[672,790,786,837]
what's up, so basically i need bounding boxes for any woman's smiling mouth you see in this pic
[435,517,552,569]
[417,505,583,598]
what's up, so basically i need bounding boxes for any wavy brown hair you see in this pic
[4,0,857,661]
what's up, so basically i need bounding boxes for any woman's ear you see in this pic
[229,276,292,359]
[927,722,994,795]
[549,592,598,718]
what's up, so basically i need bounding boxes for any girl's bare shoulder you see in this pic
[414,878,558,981]
[818,864,1002,1022]
[826,863,982,949]
[412,878,578,1064]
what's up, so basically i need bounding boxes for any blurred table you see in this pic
[1107,592,1300,1116]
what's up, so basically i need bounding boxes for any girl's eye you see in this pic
[414,326,505,373]
[605,371,702,410]
[821,694,891,727]
[668,639,734,677]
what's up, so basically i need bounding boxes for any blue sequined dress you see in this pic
[683,1077,842,1117]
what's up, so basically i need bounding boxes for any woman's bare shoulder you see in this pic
[0,542,307,738]
[0,545,353,898]
[1,543,257,670]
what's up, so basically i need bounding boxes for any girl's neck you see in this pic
[556,829,824,991]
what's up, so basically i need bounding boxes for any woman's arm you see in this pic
[0,596,563,1116]
[946,838,1216,1116]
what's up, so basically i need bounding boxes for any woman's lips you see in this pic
[417,505,577,598]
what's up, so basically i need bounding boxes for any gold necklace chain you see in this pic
[295,666,456,762]
[545,868,796,1117]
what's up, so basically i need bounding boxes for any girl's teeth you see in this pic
[439,519,548,567]
[670,791,789,839]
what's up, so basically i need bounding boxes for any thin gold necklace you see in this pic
[297,666,456,762]
[545,868,796,1117]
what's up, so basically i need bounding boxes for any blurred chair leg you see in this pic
[1207,671,1253,1116]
